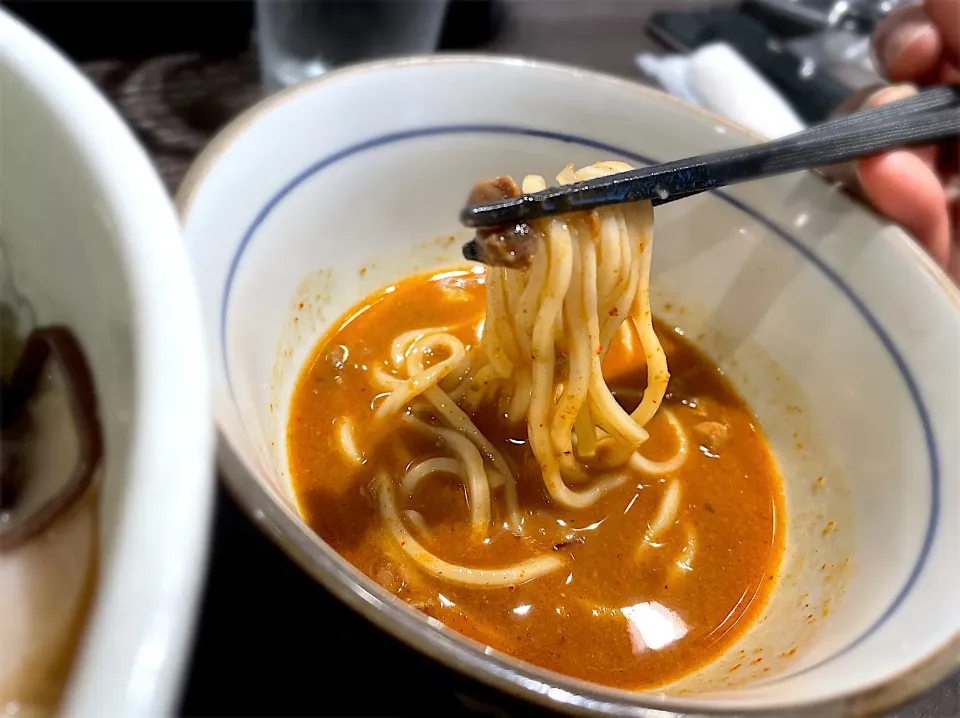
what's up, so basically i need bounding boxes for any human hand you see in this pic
[853,0,959,279]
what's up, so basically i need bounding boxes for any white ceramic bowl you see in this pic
[0,10,215,717]
[177,57,960,716]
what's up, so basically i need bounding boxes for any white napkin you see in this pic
[636,43,806,140]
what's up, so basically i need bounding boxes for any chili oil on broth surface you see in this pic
[288,268,784,689]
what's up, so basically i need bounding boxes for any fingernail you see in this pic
[865,84,919,109]
[882,23,935,69]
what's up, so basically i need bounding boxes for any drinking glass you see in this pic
[255,0,448,93]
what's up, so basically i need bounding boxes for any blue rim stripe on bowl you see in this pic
[222,124,939,681]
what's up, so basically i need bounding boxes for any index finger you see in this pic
[872,4,941,81]
[925,0,960,61]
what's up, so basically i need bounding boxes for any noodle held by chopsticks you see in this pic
[354,162,690,587]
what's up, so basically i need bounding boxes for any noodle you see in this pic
[377,475,564,587]
[403,509,433,540]
[672,522,697,579]
[405,417,491,539]
[336,417,364,465]
[480,163,671,511]
[364,162,688,586]
[401,457,464,495]
[629,409,689,475]
[373,332,466,420]
[638,479,682,557]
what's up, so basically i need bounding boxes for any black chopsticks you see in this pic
[459,84,960,229]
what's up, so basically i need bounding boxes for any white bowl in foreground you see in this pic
[177,57,960,716]
[0,10,215,717]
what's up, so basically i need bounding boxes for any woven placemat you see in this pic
[83,53,261,192]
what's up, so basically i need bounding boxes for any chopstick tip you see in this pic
[459,205,481,227]
[462,239,482,263]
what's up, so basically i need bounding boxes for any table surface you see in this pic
[70,1,959,716]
